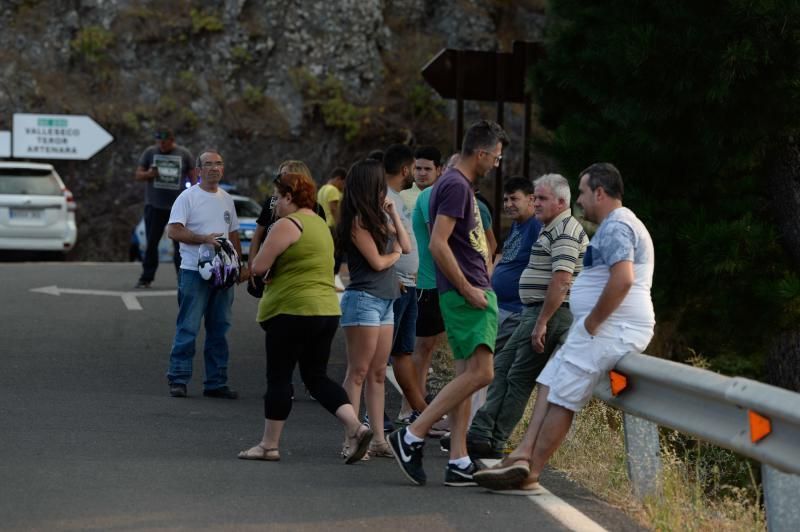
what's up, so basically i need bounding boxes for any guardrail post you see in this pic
[623,413,661,498]
[763,464,800,531]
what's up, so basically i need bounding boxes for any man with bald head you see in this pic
[165,149,249,400]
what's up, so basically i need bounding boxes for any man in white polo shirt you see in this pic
[474,162,655,495]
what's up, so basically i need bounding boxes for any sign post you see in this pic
[422,42,546,238]
[0,131,10,158]
[12,113,113,160]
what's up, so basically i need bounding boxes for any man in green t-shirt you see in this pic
[317,167,347,275]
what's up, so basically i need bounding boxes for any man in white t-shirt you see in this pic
[165,149,249,399]
[474,162,655,495]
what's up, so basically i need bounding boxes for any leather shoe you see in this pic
[203,386,238,399]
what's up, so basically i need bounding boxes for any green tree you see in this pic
[535,0,800,378]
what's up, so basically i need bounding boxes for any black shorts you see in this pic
[416,288,445,337]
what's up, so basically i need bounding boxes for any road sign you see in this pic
[421,41,546,103]
[12,113,113,160]
[0,131,10,157]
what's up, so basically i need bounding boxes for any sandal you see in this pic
[472,457,530,491]
[344,426,374,464]
[367,440,394,458]
[237,443,280,461]
[488,481,544,496]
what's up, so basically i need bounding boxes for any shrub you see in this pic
[70,26,114,63]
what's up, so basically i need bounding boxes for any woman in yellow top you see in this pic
[238,171,372,463]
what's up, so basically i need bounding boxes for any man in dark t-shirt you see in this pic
[134,127,194,288]
[389,120,509,487]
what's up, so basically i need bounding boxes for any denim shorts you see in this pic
[340,289,395,327]
[391,286,417,354]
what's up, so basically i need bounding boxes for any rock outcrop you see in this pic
[0,0,546,259]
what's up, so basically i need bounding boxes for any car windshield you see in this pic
[235,198,261,218]
[0,169,61,195]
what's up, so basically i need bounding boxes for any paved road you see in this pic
[0,262,644,531]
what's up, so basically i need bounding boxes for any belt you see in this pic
[523,301,570,309]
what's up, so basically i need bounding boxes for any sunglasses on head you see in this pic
[154,132,172,140]
[273,173,292,193]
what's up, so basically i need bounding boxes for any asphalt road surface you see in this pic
[0,262,645,531]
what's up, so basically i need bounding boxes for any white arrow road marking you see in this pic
[479,458,609,532]
[30,285,176,311]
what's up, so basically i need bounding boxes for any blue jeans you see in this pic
[167,269,234,390]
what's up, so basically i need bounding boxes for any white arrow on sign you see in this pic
[13,113,113,160]
[30,285,175,311]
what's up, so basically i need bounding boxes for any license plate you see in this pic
[9,208,43,219]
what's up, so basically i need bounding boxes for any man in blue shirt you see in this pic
[490,177,542,352]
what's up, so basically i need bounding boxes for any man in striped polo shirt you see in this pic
[466,173,588,458]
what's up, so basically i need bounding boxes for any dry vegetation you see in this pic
[432,347,766,531]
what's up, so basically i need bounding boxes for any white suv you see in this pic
[0,161,77,254]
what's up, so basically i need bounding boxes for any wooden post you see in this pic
[523,95,532,179]
[455,50,464,152]
[493,57,505,241]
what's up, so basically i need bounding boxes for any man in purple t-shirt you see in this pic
[389,120,509,487]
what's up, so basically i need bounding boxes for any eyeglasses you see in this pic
[154,132,172,140]
[481,150,503,165]
[202,161,224,168]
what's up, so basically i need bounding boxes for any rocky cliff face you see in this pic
[0,0,546,260]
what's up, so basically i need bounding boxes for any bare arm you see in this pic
[134,166,156,182]
[329,199,340,225]
[352,221,401,271]
[251,218,302,276]
[429,214,487,309]
[167,223,222,246]
[247,224,267,270]
[584,260,634,335]
[385,198,412,253]
[531,270,573,352]
[485,227,498,259]
[228,230,250,283]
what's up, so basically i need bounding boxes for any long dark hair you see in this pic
[337,159,389,254]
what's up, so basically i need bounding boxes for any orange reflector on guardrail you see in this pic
[748,410,771,443]
[609,371,628,396]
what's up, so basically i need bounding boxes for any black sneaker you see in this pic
[169,383,187,398]
[203,386,239,399]
[440,433,450,452]
[388,428,426,486]
[467,436,503,460]
[135,280,152,289]
[444,461,479,487]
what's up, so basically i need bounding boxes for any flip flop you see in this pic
[345,427,374,464]
[238,444,280,461]
[473,459,531,491]
[488,482,544,496]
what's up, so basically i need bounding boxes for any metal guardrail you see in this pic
[592,353,800,532]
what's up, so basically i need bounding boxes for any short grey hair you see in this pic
[533,173,571,205]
